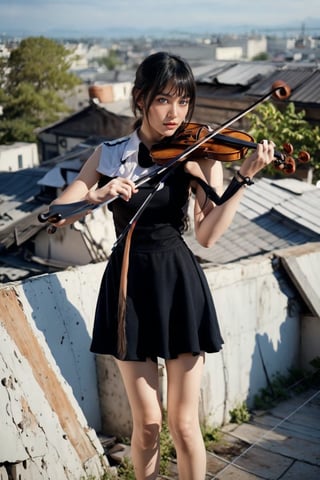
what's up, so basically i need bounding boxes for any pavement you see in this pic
[160,386,320,480]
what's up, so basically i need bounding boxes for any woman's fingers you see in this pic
[111,178,138,201]
[259,139,275,163]
[88,178,138,204]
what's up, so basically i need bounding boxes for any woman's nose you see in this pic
[168,103,178,117]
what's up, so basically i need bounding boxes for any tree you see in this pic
[252,52,269,61]
[0,36,80,143]
[97,49,123,71]
[247,102,320,183]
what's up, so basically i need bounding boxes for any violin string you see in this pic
[211,388,320,479]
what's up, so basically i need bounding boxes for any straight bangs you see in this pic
[165,76,195,100]
[148,69,195,121]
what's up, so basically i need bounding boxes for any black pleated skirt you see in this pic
[90,227,224,361]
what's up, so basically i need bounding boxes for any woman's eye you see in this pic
[180,98,189,106]
[158,97,168,104]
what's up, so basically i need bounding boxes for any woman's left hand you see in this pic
[240,139,275,178]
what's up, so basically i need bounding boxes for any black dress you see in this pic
[90,156,224,361]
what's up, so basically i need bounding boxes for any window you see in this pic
[18,154,23,169]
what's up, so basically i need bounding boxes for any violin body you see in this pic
[150,123,254,164]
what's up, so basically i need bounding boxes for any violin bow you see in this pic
[38,80,291,232]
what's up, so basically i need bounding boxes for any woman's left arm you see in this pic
[184,141,275,248]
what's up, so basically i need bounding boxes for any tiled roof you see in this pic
[185,178,320,265]
[241,178,320,234]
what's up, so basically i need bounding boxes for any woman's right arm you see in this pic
[50,145,137,227]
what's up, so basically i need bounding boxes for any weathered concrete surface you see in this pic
[0,286,110,479]
[14,265,106,430]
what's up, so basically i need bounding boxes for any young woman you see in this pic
[50,52,275,479]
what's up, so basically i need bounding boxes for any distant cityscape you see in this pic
[1,25,320,75]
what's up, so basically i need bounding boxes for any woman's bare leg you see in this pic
[115,358,162,480]
[166,353,206,480]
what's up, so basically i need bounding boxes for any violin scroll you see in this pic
[271,80,291,101]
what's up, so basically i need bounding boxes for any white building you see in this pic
[213,35,267,60]
[0,143,39,171]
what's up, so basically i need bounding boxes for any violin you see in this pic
[150,122,310,175]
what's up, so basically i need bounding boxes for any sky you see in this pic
[0,0,319,37]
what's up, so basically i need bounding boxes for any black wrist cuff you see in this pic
[194,176,248,206]
[235,171,254,185]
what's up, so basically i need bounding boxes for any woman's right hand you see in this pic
[86,177,138,204]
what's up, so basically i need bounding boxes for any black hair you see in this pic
[131,51,196,129]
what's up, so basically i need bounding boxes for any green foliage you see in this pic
[201,422,221,450]
[159,410,176,474]
[252,52,269,61]
[0,36,80,143]
[253,366,316,410]
[117,457,135,479]
[97,50,123,71]
[247,102,320,183]
[229,402,250,424]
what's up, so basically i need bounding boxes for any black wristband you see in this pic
[194,176,248,205]
[235,171,254,186]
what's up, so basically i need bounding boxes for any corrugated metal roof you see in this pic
[193,62,238,83]
[289,70,320,104]
[194,61,320,105]
[194,61,278,87]
[214,62,277,87]
[245,66,318,102]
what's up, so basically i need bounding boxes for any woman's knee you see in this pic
[167,414,196,448]
[133,419,162,450]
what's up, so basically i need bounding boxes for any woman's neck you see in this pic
[138,127,163,151]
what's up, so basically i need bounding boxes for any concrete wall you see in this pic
[199,255,301,425]
[0,266,111,479]
[1,244,319,474]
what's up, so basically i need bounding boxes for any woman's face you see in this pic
[140,83,191,144]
